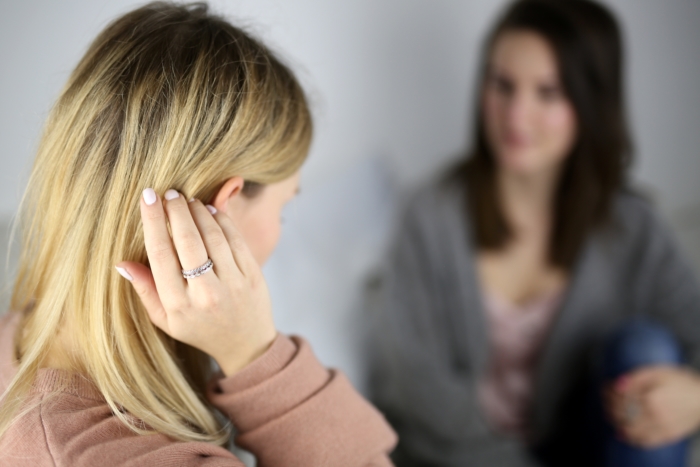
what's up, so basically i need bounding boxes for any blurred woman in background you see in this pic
[0,3,396,465]
[371,0,700,465]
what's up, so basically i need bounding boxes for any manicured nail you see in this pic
[143,188,157,205]
[164,189,179,201]
[206,205,217,214]
[115,266,133,281]
[188,198,195,203]
[615,376,629,392]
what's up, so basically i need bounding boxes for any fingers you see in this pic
[605,383,669,448]
[188,200,238,279]
[140,188,186,298]
[622,367,663,394]
[603,387,624,425]
[213,208,258,277]
[162,190,210,273]
[606,390,652,445]
[136,186,255,298]
[115,261,169,333]
[622,393,670,448]
[623,417,657,447]
[607,369,660,427]
[605,389,639,429]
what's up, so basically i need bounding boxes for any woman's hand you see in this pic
[115,188,277,377]
[605,366,700,448]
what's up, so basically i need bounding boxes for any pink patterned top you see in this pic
[477,288,564,439]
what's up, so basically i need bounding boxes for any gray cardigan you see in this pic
[369,176,700,466]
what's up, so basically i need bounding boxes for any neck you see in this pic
[497,165,562,231]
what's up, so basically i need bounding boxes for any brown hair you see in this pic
[453,0,631,268]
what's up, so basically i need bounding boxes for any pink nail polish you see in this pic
[164,189,179,201]
[143,188,157,206]
[206,205,217,215]
[115,266,133,281]
[616,376,629,392]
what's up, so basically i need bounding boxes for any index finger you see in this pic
[141,188,186,298]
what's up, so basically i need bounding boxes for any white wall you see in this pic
[1,0,699,390]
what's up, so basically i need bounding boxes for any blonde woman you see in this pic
[0,2,396,465]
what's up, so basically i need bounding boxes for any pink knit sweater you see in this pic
[0,313,396,466]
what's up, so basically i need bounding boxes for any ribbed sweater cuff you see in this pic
[215,333,297,394]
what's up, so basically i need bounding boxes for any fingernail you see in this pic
[115,266,133,281]
[164,189,179,201]
[206,205,217,214]
[616,376,629,391]
[188,198,195,203]
[143,188,157,206]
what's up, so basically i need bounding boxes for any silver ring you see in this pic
[624,398,640,422]
[182,258,213,279]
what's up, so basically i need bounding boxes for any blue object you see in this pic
[598,318,689,467]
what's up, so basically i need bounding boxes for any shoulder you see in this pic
[607,188,677,250]
[592,189,698,286]
[611,189,663,231]
[0,378,242,467]
[387,173,474,278]
[398,172,469,241]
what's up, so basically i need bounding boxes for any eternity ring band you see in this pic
[182,258,214,279]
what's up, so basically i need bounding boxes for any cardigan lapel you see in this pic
[530,231,622,440]
[440,184,489,376]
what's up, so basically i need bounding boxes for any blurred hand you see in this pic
[605,366,700,448]
[115,188,277,377]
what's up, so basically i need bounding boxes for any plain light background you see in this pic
[1,0,699,391]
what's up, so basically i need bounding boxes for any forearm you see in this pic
[208,334,397,466]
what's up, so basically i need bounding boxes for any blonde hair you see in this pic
[0,2,311,444]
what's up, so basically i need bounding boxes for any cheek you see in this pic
[241,214,282,266]
[483,90,504,134]
[542,103,577,160]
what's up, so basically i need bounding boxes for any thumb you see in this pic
[115,261,167,332]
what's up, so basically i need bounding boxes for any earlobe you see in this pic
[212,176,245,214]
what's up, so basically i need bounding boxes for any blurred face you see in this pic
[225,171,300,266]
[483,30,577,176]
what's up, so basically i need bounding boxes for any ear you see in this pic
[212,176,245,214]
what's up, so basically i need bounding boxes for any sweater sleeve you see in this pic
[207,334,397,467]
[2,328,395,467]
[629,200,700,368]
